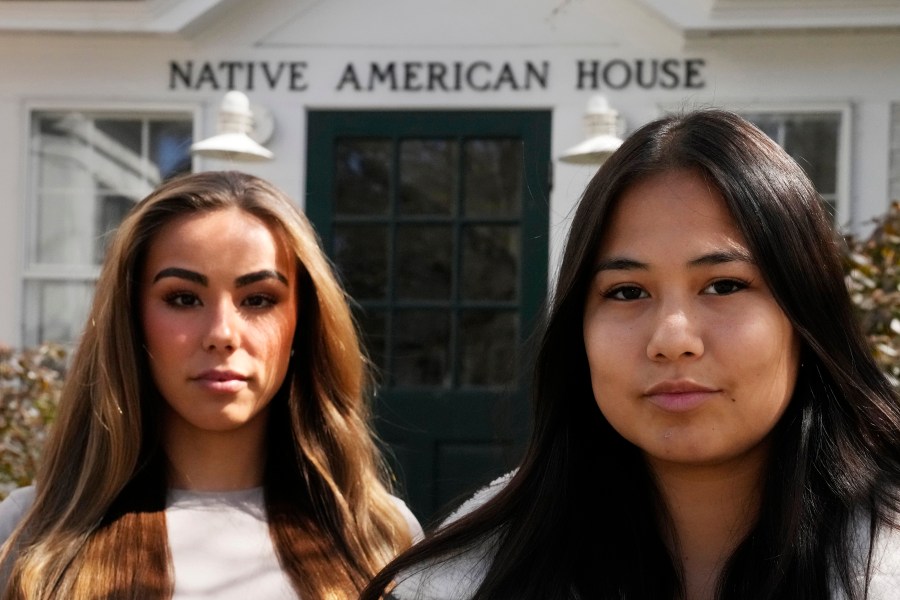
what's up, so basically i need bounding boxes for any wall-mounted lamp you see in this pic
[559,95,624,165]
[191,90,275,162]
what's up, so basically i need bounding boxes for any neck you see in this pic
[163,411,268,491]
[648,445,768,600]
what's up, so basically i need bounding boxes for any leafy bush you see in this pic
[844,201,900,388]
[0,343,66,499]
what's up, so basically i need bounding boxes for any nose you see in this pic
[646,304,704,361]
[203,300,239,352]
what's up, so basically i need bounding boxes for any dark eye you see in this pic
[164,292,201,308]
[704,279,748,295]
[243,294,276,308]
[605,285,648,301]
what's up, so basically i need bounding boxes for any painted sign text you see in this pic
[168,58,707,92]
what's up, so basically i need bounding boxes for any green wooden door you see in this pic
[306,110,550,523]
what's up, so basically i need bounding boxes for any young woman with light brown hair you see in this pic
[0,170,420,599]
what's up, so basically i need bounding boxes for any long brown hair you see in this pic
[0,171,411,599]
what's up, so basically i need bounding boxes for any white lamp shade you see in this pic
[191,132,274,161]
[559,134,623,165]
[191,90,275,162]
[559,95,624,165]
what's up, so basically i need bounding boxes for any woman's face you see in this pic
[141,207,297,440]
[582,169,800,471]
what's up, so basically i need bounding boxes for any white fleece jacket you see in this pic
[390,473,900,600]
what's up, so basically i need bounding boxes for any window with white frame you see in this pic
[741,110,843,221]
[23,110,193,346]
[890,102,900,204]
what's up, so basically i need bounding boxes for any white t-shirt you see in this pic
[0,485,423,599]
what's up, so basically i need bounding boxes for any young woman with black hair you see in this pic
[0,171,421,599]
[361,109,900,599]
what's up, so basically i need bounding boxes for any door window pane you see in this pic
[392,310,451,387]
[334,224,389,300]
[357,308,388,376]
[400,139,458,216]
[464,139,523,217]
[462,225,519,301]
[459,310,517,387]
[335,139,391,216]
[396,224,453,300]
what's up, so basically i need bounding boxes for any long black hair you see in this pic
[361,109,900,599]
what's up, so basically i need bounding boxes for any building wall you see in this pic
[1,0,899,345]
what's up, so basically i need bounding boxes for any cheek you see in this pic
[725,313,800,430]
[256,310,297,372]
[142,304,172,354]
[584,317,635,383]
[731,314,799,384]
[583,322,633,425]
[141,304,193,371]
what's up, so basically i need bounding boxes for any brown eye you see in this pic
[164,292,201,307]
[243,294,277,308]
[704,279,748,295]
[606,286,648,301]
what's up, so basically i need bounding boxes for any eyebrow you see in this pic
[688,249,755,268]
[235,270,289,287]
[152,267,288,287]
[593,249,755,274]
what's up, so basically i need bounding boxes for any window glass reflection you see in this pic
[26,110,192,345]
[462,225,519,301]
[400,139,458,216]
[744,112,839,218]
[464,139,523,217]
[356,308,388,377]
[334,224,389,300]
[23,280,95,346]
[459,310,517,387]
[335,139,391,216]
[392,310,451,387]
[396,224,453,300]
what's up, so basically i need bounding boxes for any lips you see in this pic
[643,380,720,412]
[192,369,249,393]
[194,369,248,382]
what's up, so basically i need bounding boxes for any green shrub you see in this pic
[0,343,66,499]
[844,201,900,388]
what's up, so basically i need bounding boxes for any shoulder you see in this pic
[841,510,900,599]
[0,486,36,546]
[867,516,900,599]
[388,495,425,542]
[441,472,513,527]
[390,472,513,600]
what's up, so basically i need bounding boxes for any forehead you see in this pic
[143,207,293,273]
[598,169,748,257]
